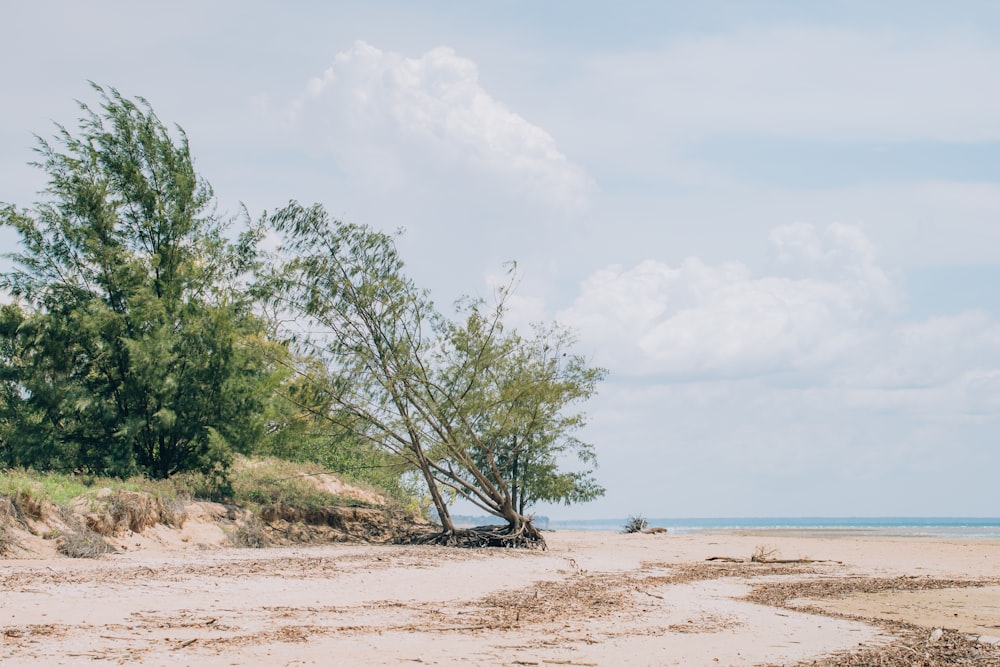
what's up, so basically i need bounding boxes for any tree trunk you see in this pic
[413,448,455,534]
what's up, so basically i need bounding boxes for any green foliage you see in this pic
[0,457,382,518]
[441,293,606,514]
[226,456,373,509]
[250,384,415,505]
[0,468,123,506]
[0,87,602,533]
[0,85,274,478]
[266,204,607,535]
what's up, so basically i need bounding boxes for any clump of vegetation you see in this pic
[105,490,168,534]
[622,515,649,534]
[56,527,112,558]
[159,496,188,528]
[0,470,98,509]
[0,523,12,556]
[231,517,268,549]
[751,545,779,563]
[0,469,188,524]
[54,507,111,558]
[227,456,376,510]
[0,85,608,550]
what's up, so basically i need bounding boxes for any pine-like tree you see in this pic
[0,85,271,477]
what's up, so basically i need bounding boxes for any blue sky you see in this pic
[2,1,999,518]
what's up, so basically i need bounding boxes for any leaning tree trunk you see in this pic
[415,451,456,536]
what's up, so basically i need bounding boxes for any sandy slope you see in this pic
[1,530,999,666]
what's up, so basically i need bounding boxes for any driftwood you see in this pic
[705,556,841,564]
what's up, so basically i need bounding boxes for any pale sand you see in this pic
[1,529,999,666]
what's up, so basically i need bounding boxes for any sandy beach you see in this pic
[2,529,999,666]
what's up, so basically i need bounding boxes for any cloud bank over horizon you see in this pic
[560,221,1000,422]
[555,223,1000,516]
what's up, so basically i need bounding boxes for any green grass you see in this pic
[227,456,375,510]
[0,456,392,513]
[0,469,140,506]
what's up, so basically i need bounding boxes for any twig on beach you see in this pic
[705,555,840,564]
[751,545,780,562]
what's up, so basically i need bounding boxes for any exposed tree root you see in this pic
[416,523,547,550]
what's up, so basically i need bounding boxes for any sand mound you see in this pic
[0,474,422,560]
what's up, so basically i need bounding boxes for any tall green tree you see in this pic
[265,203,606,547]
[0,85,271,477]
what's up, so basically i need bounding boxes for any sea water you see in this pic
[541,516,1000,539]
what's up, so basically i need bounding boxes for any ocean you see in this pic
[540,516,1000,539]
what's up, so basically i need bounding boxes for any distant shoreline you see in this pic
[538,516,1000,538]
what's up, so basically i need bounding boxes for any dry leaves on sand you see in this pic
[747,576,1000,667]
[471,571,640,628]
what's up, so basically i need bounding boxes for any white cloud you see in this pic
[549,222,1000,513]
[585,26,1000,142]
[285,41,593,213]
[559,223,904,378]
[858,312,1000,392]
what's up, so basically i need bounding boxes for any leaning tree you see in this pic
[264,202,605,547]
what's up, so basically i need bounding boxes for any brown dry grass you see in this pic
[0,522,12,556]
[12,489,45,520]
[54,506,112,559]
[231,517,269,549]
[107,490,162,533]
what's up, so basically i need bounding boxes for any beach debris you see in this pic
[621,515,648,534]
[747,577,1000,666]
[751,545,780,563]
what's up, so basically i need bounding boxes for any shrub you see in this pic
[54,506,112,558]
[56,528,112,558]
[751,545,779,563]
[231,517,268,548]
[0,523,12,556]
[622,514,648,534]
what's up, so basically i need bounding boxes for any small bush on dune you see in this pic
[12,489,46,521]
[56,528,112,558]
[107,491,162,534]
[231,517,268,549]
[54,507,111,558]
[159,496,188,527]
[0,523,12,556]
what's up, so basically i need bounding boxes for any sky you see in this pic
[2,1,999,519]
